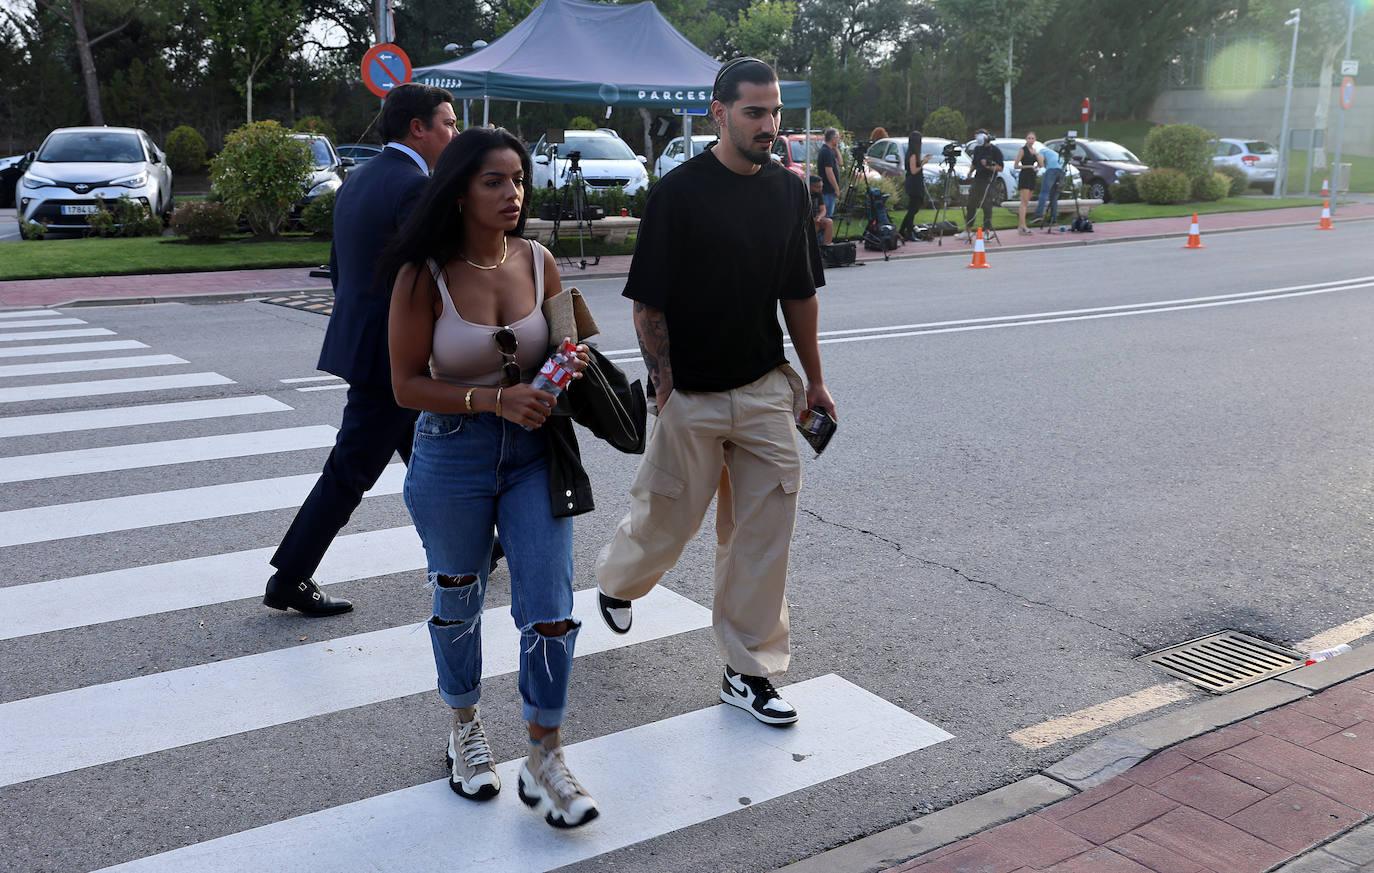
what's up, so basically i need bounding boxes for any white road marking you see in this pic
[0,463,404,548]
[0,354,186,379]
[0,395,290,439]
[279,375,341,384]
[0,586,712,787]
[0,309,63,320]
[296,383,349,392]
[0,328,114,343]
[0,340,148,359]
[94,675,950,873]
[0,317,86,329]
[1009,682,1196,750]
[0,526,424,640]
[0,372,233,405]
[0,425,338,483]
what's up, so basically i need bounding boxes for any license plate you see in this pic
[61,205,100,216]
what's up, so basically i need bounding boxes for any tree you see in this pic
[205,0,305,123]
[936,0,1057,133]
[31,0,141,125]
[727,0,796,66]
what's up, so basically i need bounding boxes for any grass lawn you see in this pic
[1283,149,1374,194]
[0,232,640,281]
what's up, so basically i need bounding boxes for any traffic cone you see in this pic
[1318,199,1334,231]
[968,228,990,269]
[1183,213,1203,249]
[1321,178,1330,198]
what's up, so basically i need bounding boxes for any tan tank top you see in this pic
[426,238,549,387]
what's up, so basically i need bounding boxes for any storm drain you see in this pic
[1140,631,1305,694]
[261,291,334,317]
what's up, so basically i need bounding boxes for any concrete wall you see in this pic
[1149,86,1373,158]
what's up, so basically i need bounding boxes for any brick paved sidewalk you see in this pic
[890,675,1374,873]
[4,203,1372,309]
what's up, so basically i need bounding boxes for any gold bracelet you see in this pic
[496,387,503,416]
[464,387,476,413]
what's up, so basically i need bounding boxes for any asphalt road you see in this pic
[3,224,1374,873]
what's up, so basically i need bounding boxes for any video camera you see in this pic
[942,141,962,164]
[1057,131,1077,162]
[565,149,582,169]
[850,140,871,165]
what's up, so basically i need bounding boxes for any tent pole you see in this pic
[483,96,490,127]
[683,114,692,159]
[805,107,812,178]
[463,100,470,129]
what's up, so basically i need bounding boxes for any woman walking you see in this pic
[386,126,599,829]
[1016,132,1043,235]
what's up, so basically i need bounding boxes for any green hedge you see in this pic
[301,190,336,237]
[171,201,237,243]
[1192,172,1232,203]
[166,125,207,176]
[1214,164,1249,197]
[1137,168,1192,204]
[1143,124,1214,183]
[1110,174,1140,203]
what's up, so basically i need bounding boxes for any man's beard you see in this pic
[728,125,772,166]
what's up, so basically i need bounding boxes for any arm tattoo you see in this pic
[633,301,671,396]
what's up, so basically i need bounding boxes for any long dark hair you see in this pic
[381,127,532,297]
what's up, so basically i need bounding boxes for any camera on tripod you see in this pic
[565,150,582,170]
[1057,131,1077,162]
[850,140,871,165]
[942,142,962,164]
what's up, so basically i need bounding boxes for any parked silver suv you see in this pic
[18,126,174,235]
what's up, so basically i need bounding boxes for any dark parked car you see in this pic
[337,144,383,165]
[0,153,29,209]
[1042,137,1148,202]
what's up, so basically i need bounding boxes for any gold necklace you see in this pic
[462,236,508,271]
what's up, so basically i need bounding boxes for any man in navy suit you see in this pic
[264,83,457,616]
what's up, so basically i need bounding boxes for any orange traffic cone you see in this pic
[1318,199,1334,230]
[1321,178,1330,198]
[1183,213,1203,249]
[968,228,990,269]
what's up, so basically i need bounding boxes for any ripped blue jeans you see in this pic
[404,411,578,728]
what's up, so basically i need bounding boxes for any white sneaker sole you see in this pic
[446,747,500,801]
[720,688,799,726]
[518,763,600,829]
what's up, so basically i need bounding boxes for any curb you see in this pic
[57,287,334,308]
[775,642,1374,873]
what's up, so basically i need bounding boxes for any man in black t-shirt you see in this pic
[595,57,836,727]
[816,127,841,220]
[964,128,1004,234]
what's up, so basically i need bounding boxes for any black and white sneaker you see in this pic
[720,666,798,726]
[596,589,632,635]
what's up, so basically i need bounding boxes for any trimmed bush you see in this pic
[1143,124,1213,182]
[810,109,844,134]
[210,121,313,238]
[1137,168,1192,205]
[171,201,237,242]
[294,116,338,142]
[166,125,207,176]
[1193,171,1232,203]
[924,106,967,142]
[1215,163,1249,197]
[19,219,47,240]
[1110,173,1140,203]
[567,116,597,131]
[87,195,163,238]
[301,190,336,237]
[85,207,117,237]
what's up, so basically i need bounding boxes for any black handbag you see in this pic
[564,344,647,454]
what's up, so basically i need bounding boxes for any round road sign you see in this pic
[1341,76,1355,111]
[362,43,412,99]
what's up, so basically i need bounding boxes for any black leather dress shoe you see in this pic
[263,573,353,617]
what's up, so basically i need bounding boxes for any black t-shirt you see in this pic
[906,132,922,176]
[817,143,840,194]
[622,147,823,393]
[970,143,1002,181]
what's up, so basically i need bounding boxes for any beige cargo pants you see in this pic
[595,365,804,677]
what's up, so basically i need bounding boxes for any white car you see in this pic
[18,126,173,235]
[654,135,718,178]
[530,130,650,195]
[1211,138,1277,193]
[965,138,1082,203]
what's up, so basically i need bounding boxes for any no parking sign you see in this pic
[361,43,412,99]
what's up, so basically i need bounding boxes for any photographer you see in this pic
[1033,138,1066,226]
[964,128,1003,236]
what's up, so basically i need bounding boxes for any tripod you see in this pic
[548,147,600,270]
[1043,162,1082,234]
[834,157,871,243]
[930,160,960,248]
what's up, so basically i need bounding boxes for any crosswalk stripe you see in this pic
[0,462,403,548]
[0,317,86,329]
[0,340,148,359]
[0,309,63,320]
[0,354,186,379]
[0,328,114,343]
[279,375,340,384]
[0,372,233,405]
[0,395,290,439]
[94,675,951,873]
[0,425,339,484]
[0,526,423,640]
[0,586,711,788]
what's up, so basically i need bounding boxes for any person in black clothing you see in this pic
[964,128,1003,236]
[816,127,841,221]
[809,174,834,244]
[263,84,458,617]
[1015,131,1043,234]
[898,128,931,242]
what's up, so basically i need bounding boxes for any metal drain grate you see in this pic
[1140,631,1305,694]
[261,292,334,317]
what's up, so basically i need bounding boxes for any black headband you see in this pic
[712,57,768,102]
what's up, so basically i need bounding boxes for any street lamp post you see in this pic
[1276,8,1300,199]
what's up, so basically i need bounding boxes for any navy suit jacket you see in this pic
[317,147,429,388]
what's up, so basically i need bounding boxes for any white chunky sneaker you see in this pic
[518,732,600,828]
[445,709,500,801]
[720,666,798,726]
